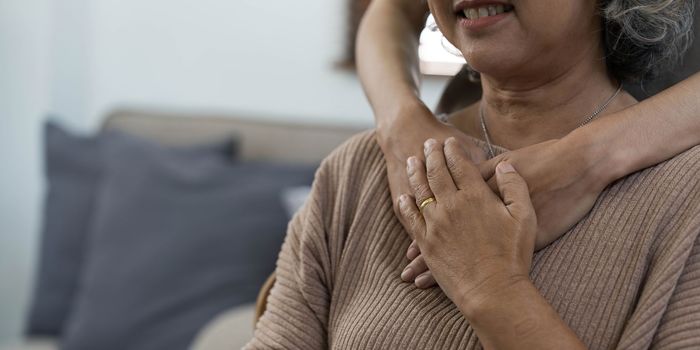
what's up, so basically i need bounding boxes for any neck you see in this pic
[474,52,633,150]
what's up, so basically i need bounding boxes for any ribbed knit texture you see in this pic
[246,130,700,350]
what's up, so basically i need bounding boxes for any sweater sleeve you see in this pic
[649,233,700,350]
[242,130,374,349]
[243,178,333,350]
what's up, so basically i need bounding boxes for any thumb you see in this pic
[495,162,535,220]
[477,153,505,181]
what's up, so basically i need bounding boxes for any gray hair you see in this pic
[602,0,695,83]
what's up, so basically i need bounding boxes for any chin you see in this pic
[460,49,527,80]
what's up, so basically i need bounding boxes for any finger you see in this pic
[398,194,427,241]
[457,135,488,164]
[401,254,429,282]
[407,157,435,209]
[443,137,484,190]
[415,271,437,289]
[406,240,420,260]
[496,162,535,221]
[387,162,416,237]
[477,153,506,181]
[423,139,457,199]
[486,176,498,194]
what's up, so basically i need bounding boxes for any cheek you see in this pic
[428,0,458,42]
[518,1,596,47]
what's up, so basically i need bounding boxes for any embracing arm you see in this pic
[359,0,700,174]
[357,0,700,239]
[357,0,486,229]
[585,72,700,182]
[356,0,428,129]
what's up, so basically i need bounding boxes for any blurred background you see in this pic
[1,0,455,348]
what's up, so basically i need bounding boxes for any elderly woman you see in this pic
[246,1,699,349]
[359,0,700,290]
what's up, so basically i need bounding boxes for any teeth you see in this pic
[463,4,509,19]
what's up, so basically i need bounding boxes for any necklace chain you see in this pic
[479,82,623,159]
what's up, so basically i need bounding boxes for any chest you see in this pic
[326,189,660,350]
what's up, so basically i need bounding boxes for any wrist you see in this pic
[376,98,438,149]
[457,272,532,321]
[376,96,430,130]
[565,124,626,189]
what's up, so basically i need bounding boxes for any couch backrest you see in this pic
[103,109,366,164]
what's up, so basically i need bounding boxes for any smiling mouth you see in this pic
[455,4,514,20]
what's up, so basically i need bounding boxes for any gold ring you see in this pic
[419,197,436,211]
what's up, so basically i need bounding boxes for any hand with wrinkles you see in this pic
[398,135,610,288]
[397,137,537,312]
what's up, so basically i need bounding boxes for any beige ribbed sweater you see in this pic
[246,131,700,350]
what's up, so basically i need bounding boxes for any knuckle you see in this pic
[426,171,443,185]
[501,177,522,188]
[497,154,512,163]
[407,212,423,229]
[413,183,432,197]
[425,159,442,174]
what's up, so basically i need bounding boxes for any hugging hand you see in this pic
[400,135,609,288]
[397,138,537,306]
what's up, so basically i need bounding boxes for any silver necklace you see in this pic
[479,82,623,158]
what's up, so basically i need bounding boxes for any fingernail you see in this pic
[406,246,419,260]
[445,137,456,145]
[415,273,430,288]
[398,194,409,207]
[497,162,515,174]
[424,139,437,153]
[406,157,417,174]
[401,267,414,281]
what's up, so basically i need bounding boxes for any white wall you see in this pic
[0,0,447,343]
[0,0,51,342]
[84,0,447,128]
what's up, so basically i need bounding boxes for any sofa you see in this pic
[10,109,364,350]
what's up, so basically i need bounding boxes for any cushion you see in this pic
[25,122,102,336]
[61,130,316,350]
[26,121,237,336]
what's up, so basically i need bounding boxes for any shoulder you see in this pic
[308,129,391,226]
[627,145,700,197]
[315,129,386,185]
[322,129,383,167]
[611,145,700,254]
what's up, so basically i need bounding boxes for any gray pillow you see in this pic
[61,130,316,350]
[26,121,238,337]
[25,122,101,336]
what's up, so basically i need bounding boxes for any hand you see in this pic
[397,138,537,313]
[401,134,610,289]
[478,136,608,249]
[376,102,487,238]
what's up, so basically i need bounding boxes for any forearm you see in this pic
[576,72,700,184]
[356,0,429,129]
[459,278,587,350]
